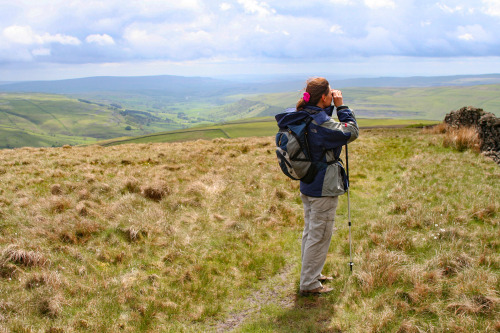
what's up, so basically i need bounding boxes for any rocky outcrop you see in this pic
[444,106,486,128]
[444,106,499,164]
[477,113,500,164]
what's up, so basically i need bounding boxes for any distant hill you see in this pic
[2,73,500,95]
[331,73,500,88]
[0,75,301,97]
[0,75,238,96]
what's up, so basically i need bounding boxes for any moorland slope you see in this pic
[0,128,498,332]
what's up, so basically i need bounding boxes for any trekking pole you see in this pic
[346,144,353,272]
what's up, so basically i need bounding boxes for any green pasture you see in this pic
[95,118,439,146]
[0,126,93,148]
[0,94,181,148]
[101,129,229,146]
[242,84,500,120]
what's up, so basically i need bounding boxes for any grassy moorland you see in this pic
[0,127,498,332]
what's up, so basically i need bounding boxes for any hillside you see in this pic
[0,93,181,149]
[1,75,500,149]
[0,128,497,332]
[234,84,500,120]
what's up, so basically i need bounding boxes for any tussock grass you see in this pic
[425,123,482,152]
[0,128,498,332]
[443,126,481,152]
[1,245,48,268]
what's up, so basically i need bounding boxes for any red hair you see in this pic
[296,77,330,111]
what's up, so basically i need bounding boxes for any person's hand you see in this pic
[332,89,343,107]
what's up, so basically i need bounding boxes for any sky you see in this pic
[0,0,499,81]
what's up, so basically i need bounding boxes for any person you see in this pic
[276,77,359,295]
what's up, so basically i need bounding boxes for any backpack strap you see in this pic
[327,157,342,165]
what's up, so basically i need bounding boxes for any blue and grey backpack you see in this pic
[275,116,318,184]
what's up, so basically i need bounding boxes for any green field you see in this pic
[236,84,500,120]
[0,94,182,149]
[98,117,439,146]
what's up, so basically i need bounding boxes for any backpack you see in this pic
[275,116,318,183]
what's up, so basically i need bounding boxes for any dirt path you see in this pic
[214,263,297,332]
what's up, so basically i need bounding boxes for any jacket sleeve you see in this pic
[336,107,359,143]
[315,107,359,150]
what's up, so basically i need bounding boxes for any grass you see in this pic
[0,128,498,332]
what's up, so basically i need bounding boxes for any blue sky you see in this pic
[0,0,499,81]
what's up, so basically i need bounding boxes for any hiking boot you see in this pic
[299,286,333,296]
[318,274,333,282]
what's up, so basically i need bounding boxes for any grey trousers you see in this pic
[300,193,339,291]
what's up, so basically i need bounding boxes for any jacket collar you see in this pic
[275,106,333,128]
[303,106,333,125]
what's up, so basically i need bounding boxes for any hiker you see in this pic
[277,77,359,295]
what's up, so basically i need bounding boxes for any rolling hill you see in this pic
[0,94,180,149]
[1,74,500,149]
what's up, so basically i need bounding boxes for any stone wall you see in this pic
[444,106,499,164]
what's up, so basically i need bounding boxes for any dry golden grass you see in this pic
[443,126,481,152]
[0,129,498,332]
[0,137,300,331]
[424,122,482,152]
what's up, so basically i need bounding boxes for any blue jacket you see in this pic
[275,105,359,197]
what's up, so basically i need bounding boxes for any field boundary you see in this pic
[100,128,230,146]
[22,98,70,132]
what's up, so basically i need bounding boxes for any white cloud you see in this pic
[455,24,492,43]
[32,48,51,56]
[3,25,81,46]
[220,2,232,11]
[329,0,354,4]
[437,3,464,13]
[364,0,396,9]
[459,33,474,41]
[3,25,38,45]
[420,20,431,27]
[134,0,202,15]
[41,33,81,45]
[255,25,270,34]
[86,34,115,45]
[482,0,500,16]
[237,0,276,16]
[124,28,166,49]
[330,25,344,34]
